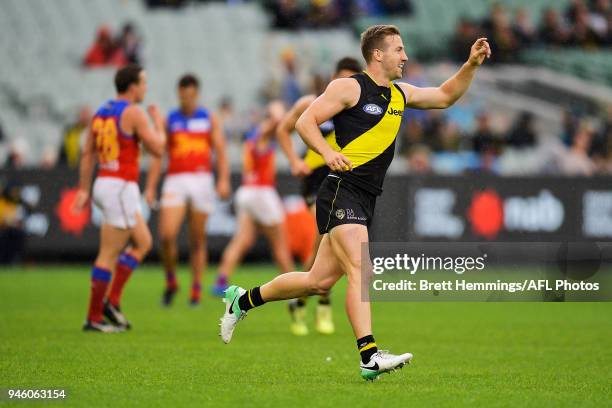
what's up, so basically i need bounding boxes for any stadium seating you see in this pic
[0,0,363,165]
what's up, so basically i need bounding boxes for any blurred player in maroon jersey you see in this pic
[145,74,230,307]
[74,64,166,332]
[211,101,293,295]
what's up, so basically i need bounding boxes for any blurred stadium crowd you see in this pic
[0,0,610,176]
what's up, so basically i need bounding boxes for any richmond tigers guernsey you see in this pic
[331,72,406,195]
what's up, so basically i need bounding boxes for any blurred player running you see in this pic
[277,57,362,336]
[219,25,490,380]
[211,102,294,296]
[74,64,166,332]
[145,74,230,307]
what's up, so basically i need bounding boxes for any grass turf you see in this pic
[0,265,611,407]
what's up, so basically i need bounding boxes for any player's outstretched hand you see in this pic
[72,188,89,213]
[324,150,352,172]
[290,158,312,177]
[468,38,491,67]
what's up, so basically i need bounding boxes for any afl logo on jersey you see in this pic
[363,104,383,115]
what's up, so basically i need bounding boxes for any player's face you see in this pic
[334,69,358,79]
[380,35,408,80]
[178,86,199,112]
[134,71,147,103]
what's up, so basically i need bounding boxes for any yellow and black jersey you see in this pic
[302,120,340,170]
[331,71,406,195]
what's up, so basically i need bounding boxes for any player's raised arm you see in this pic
[295,78,360,172]
[210,112,231,199]
[73,127,97,212]
[126,104,166,157]
[399,38,491,110]
[144,155,163,208]
[144,112,167,207]
[277,95,315,177]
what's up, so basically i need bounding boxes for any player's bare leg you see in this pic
[159,204,187,306]
[84,223,130,332]
[220,233,343,340]
[212,213,256,295]
[327,224,371,339]
[220,225,412,380]
[259,223,294,274]
[187,208,208,305]
[260,222,309,335]
[105,213,152,329]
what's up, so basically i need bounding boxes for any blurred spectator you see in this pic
[117,23,142,65]
[560,109,580,146]
[399,119,424,155]
[557,123,596,175]
[589,0,610,37]
[423,110,446,151]
[472,112,502,155]
[484,4,520,63]
[512,7,537,47]
[0,180,26,264]
[451,18,480,63]
[506,111,537,148]
[306,0,340,28]
[568,6,603,47]
[565,0,587,25]
[379,0,413,15]
[590,105,612,171]
[4,138,29,169]
[57,106,92,169]
[0,120,4,143]
[404,144,431,174]
[444,95,480,133]
[538,8,570,46]
[83,25,127,68]
[146,0,187,8]
[279,48,302,106]
[268,0,304,30]
[401,62,429,126]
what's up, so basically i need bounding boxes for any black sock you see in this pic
[237,287,265,312]
[297,296,307,307]
[357,335,378,364]
[318,293,331,305]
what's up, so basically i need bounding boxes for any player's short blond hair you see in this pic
[360,25,401,63]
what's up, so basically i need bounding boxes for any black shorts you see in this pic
[315,174,377,235]
[300,166,329,207]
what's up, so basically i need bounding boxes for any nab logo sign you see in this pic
[363,104,383,115]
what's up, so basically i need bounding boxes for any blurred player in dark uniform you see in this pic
[277,57,362,336]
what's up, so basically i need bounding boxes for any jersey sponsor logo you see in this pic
[188,118,211,132]
[387,107,403,116]
[363,104,383,115]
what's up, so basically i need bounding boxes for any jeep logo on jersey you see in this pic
[363,104,383,115]
[387,107,403,116]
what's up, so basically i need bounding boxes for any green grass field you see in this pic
[1,265,611,407]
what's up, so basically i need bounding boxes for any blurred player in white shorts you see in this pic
[145,74,230,306]
[211,101,293,295]
[74,64,166,332]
